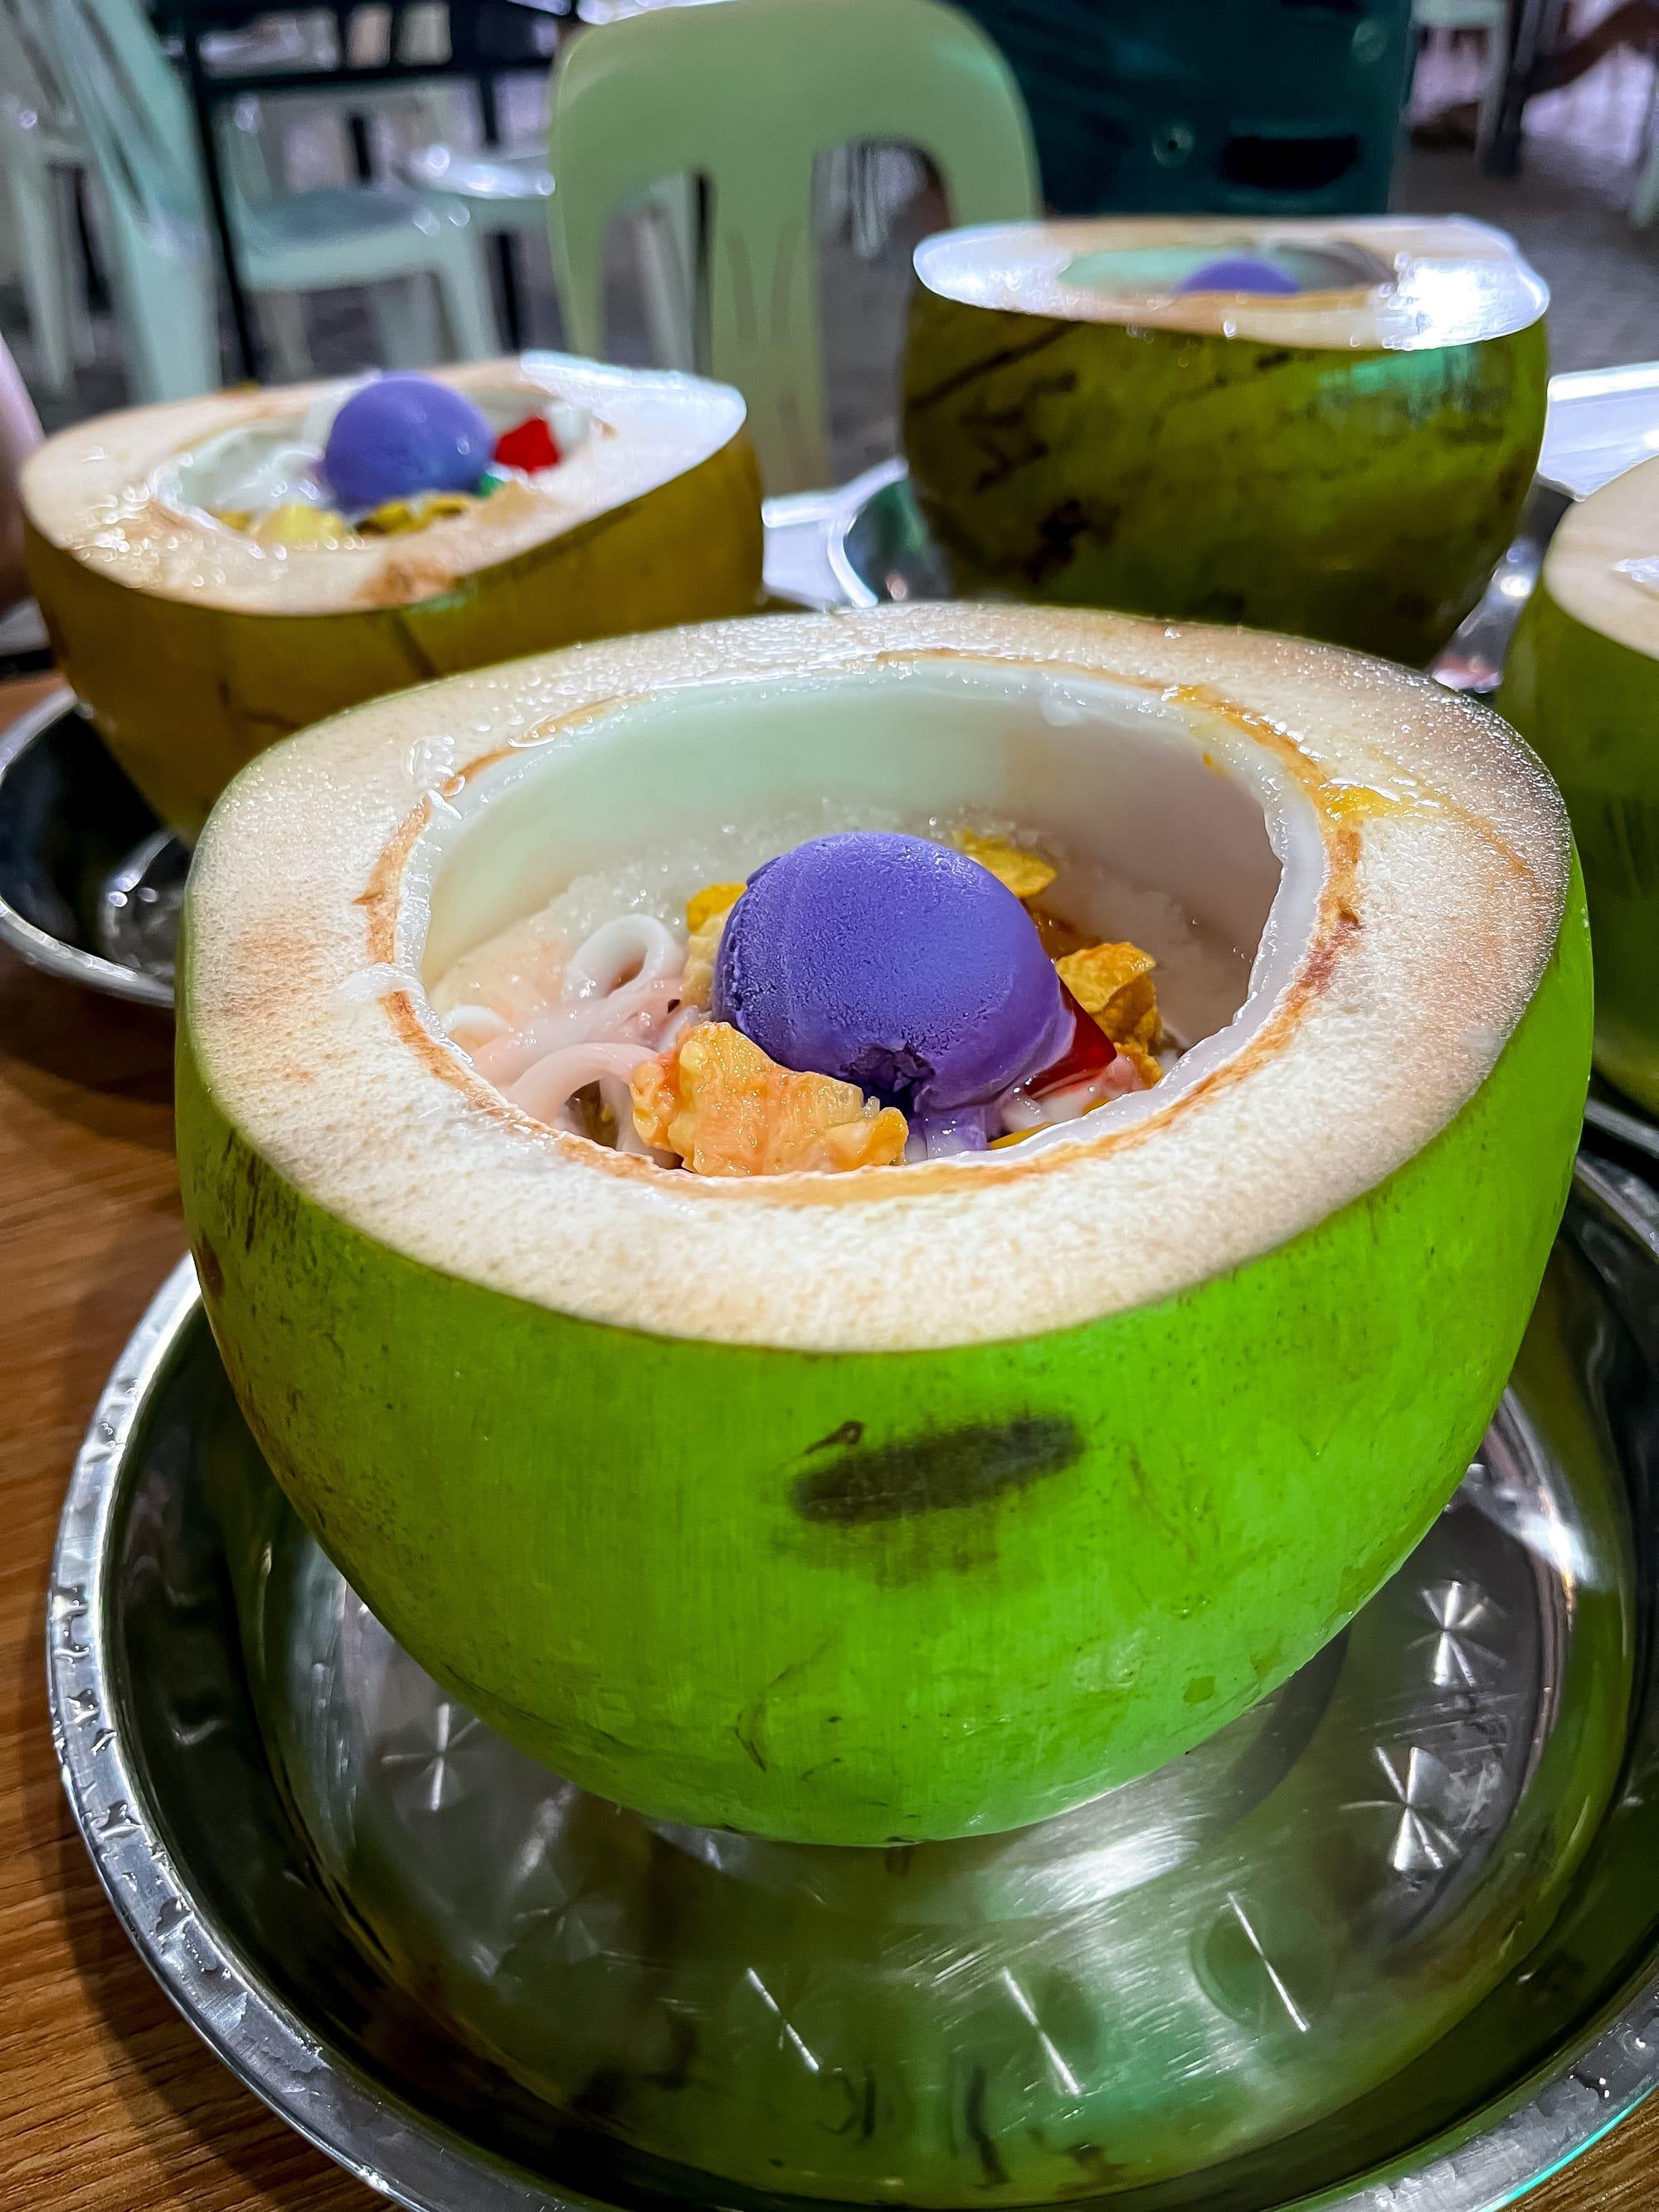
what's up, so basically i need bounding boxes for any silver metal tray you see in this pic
[47,1155,1659,2212]
[0,684,179,1008]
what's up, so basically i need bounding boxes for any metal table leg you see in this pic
[1485,0,1569,175]
[180,24,260,377]
[475,69,524,349]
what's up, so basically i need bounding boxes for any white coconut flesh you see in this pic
[1538,452,1659,659]
[913,216,1547,351]
[184,607,1569,1352]
[21,352,747,616]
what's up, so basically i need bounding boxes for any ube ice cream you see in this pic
[711,832,1068,1145]
[1175,255,1300,297]
[323,374,494,513]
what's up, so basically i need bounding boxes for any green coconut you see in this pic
[1498,455,1659,1115]
[22,354,762,837]
[177,605,1587,1849]
[903,217,1549,666]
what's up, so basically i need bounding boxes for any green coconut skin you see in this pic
[902,295,1547,667]
[176,877,1588,1848]
[26,435,762,839]
[1500,584,1659,1116]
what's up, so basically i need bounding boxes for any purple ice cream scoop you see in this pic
[711,832,1069,1144]
[1175,254,1300,297]
[322,374,494,513]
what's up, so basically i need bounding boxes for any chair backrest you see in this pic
[37,0,221,397]
[0,0,82,155]
[46,0,207,238]
[547,0,1040,492]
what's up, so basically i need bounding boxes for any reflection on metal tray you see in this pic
[0,687,178,1007]
[1587,1077,1659,1171]
[829,462,1572,699]
[49,1159,1659,2212]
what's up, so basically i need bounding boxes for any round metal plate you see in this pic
[48,1157,1659,2212]
[1587,1083,1659,1173]
[0,686,178,1009]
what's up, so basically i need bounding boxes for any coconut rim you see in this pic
[182,605,1570,1353]
[20,353,750,617]
[1538,450,1659,660]
[911,216,1548,352]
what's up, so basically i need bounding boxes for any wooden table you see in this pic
[0,665,1652,2209]
[0,671,372,2209]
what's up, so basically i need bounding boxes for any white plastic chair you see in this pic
[1632,63,1659,226]
[0,0,95,395]
[547,0,1041,493]
[1411,0,1510,153]
[43,0,499,402]
[406,140,698,367]
[227,6,463,203]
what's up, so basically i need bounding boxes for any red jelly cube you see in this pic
[493,413,562,473]
[1028,986,1116,1096]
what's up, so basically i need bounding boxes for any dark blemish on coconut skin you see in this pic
[807,1419,865,1454]
[193,1237,224,1300]
[793,1417,1082,1525]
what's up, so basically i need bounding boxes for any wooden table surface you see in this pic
[0,669,1652,2210]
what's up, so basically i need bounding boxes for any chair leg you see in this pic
[432,229,502,361]
[57,172,97,369]
[632,177,698,372]
[1636,139,1659,224]
[368,272,440,367]
[1474,23,1509,163]
[259,289,312,380]
[8,163,73,396]
[109,232,221,402]
[1635,62,1659,222]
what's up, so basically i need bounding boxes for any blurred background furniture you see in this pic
[548,0,1040,493]
[0,1,95,396]
[148,0,547,375]
[406,139,698,367]
[1482,0,1566,170]
[947,0,1415,215]
[42,0,499,401]
[1412,0,1511,151]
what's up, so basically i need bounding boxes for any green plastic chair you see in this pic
[547,0,1040,492]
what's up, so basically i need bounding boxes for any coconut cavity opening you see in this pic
[1059,238,1394,305]
[167,382,593,544]
[406,662,1322,1176]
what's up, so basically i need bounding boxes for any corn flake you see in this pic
[953,829,1057,902]
[251,501,350,547]
[681,882,745,1008]
[631,1022,907,1175]
[359,491,476,536]
[1056,941,1165,1087]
